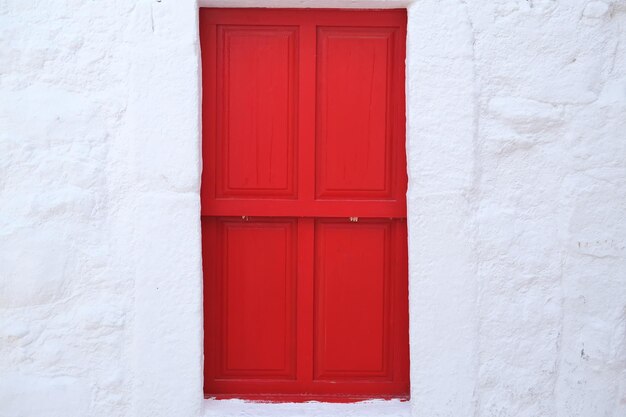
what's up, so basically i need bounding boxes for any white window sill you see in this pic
[203,399,411,417]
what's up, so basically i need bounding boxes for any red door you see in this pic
[200,8,408,402]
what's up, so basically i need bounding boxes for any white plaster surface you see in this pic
[1,1,625,417]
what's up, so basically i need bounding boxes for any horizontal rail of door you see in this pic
[201,200,407,218]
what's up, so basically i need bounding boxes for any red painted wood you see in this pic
[200,8,408,402]
[314,220,393,380]
[316,28,397,199]
[216,26,297,198]
[221,218,296,379]
[200,8,407,218]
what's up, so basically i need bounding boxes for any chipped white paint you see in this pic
[1,1,625,417]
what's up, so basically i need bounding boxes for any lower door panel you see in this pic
[203,217,409,401]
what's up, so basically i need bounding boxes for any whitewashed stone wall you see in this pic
[1,1,624,417]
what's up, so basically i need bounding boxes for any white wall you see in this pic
[1,1,625,417]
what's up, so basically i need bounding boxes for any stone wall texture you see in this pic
[1,1,625,417]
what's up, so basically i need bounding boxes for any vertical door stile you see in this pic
[393,21,408,203]
[200,16,217,209]
[299,21,317,209]
[201,217,216,390]
[393,219,410,382]
[296,217,314,386]
[199,13,217,393]
[296,20,317,385]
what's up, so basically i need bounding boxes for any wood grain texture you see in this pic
[217,26,297,198]
[316,28,395,199]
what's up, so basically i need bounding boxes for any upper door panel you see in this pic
[201,9,407,218]
[216,26,298,198]
[316,28,395,200]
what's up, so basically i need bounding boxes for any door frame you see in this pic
[196,0,479,415]
[132,1,478,416]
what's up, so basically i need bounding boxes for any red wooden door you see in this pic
[200,8,408,402]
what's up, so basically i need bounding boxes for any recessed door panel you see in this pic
[206,218,297,380]
[216,26,298,198]
[316,28,395,199]
[314,220,392,380]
